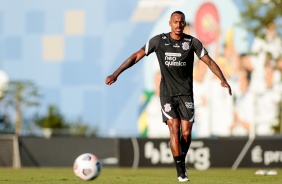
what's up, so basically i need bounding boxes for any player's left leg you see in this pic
[176,95,194,181]
[180,120,193,178]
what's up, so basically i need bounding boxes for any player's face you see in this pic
[169,13,186,36]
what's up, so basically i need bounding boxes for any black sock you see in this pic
[181,153,186,163]
[180,134,191,164]
[180,136,189,157]
[173,155,183,177]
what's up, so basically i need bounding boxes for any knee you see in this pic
[169,125,180,138]
[169,125,180,135]
[182,129,192,139]
[181,122,193,139]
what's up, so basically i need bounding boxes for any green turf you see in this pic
[0,167,281,183]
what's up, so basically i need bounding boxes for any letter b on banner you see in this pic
[145,141,173,164]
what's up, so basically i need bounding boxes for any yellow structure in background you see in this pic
[65,10,85,35]
[42,36,64,61]
[42,10,85,61]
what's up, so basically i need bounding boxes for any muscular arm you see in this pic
[105,49,146,85]
[201,54,232,95]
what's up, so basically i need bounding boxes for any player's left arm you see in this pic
[201,54,232,95]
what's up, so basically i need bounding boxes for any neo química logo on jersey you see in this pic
[164,52,186,67]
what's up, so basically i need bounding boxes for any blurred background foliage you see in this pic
[240,0,282,133]
[239,0,282,38]
[0,81,98,137]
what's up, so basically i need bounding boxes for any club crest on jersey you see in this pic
[164,103,171,112]
[182,42,189,50]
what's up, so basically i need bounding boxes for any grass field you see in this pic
[0,167,281,184]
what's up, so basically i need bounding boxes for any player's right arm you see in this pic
[106,35,159,85]
[105,49,146,85]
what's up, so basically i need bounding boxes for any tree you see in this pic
[68,117,99,137]
[1,80,40,135]
[34,106,99,137]
[34,105,66,129]
[239,0,282,38]
[239,0,282,134]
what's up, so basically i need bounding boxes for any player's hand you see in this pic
[105,75,117,85]
[221,80,232,96]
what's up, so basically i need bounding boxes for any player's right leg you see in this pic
[167,118,189,182]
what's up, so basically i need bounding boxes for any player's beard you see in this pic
[174,27,183,36]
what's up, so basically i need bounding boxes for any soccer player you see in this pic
[105,11,232,182]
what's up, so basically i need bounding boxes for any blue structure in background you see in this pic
[0,0,153,137]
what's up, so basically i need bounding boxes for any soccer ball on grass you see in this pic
[73,153,102,181]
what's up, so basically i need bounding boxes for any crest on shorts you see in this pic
[182,42,189,50]
[164,103,171,112]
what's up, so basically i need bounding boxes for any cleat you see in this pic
[177,175,189,182]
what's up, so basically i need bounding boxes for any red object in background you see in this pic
[194,2,220,46]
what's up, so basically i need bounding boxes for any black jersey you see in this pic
[141,33,208,97]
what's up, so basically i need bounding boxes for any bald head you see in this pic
[170,11,185,20]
